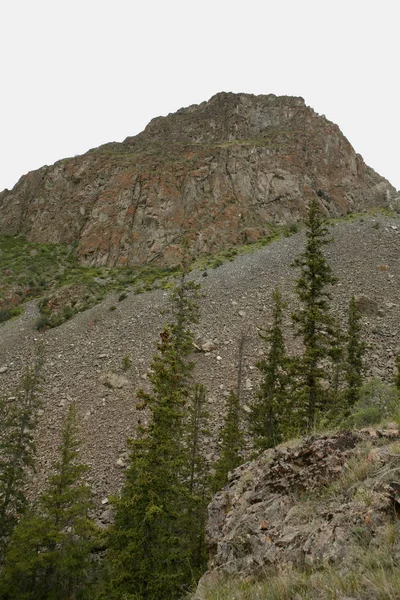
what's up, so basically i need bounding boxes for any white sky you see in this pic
[1,0,398,192]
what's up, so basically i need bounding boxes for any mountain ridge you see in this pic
[0,92,396,267]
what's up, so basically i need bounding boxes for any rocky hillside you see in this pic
[0,93,396,267]
[1,212,400,523]
[196,426,400,599]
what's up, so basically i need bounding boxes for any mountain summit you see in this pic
[0,92,395,266]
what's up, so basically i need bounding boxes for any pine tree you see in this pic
[0,347,44,556]
[0,405,98,600]
[292,198,338,430]
[250,287,290,450]
[212,391,243,493]
[212,335,245,492]
[106,271,202,600]
[344,296,365,413]
[184,383,210,573]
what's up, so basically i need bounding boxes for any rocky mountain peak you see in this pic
[0,92,396,267]
[129,92,308,146]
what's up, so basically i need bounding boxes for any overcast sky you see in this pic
[1,0,398,193]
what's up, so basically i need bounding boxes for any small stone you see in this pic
[0,366,8,374]
[245,379,253,390]
[201,340,216,352]
[216,356,222,361]
[102,373,129,389]
[100,509,113,523]
[238,310,246,317]
[101,497,109,505]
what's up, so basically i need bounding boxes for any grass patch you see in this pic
[0,233,181,328]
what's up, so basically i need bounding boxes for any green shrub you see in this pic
[0,308,21,322]
[118,292,128,302]
[343,379,400,428]
[63,306,74,320]
[36,314,51,330]
[122,355,132,371]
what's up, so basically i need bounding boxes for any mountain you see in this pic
[0,92,396,267]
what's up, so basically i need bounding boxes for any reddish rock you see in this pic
[0,93,396,267]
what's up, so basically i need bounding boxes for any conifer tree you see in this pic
[250,287,290,449]
[212,390,243,493]
[106,271,202,600]
[292,198,338,430]
[0,347,44,556]
[184,383,210,573]
[344,296,365,413]
[212,335,245,492]
[0,404,97,600]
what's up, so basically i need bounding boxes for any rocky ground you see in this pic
[1,212,400,523]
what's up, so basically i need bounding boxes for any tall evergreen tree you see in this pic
[212,390,243,493]
[0,404,98,600]
[212,334,245,492]
[0,347,44,556]
[344,296,365,413]
[106,271,202,600]
[292,198,338,430]
[184,383,210,573]
[250,287,290,450]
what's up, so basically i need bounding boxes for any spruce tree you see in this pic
[250,287,290,450]
[184,383,210,573]
[212,390,243,493]
[292,198,338,430]
[344,296,365,413]
[0,404,98,600]
[0,347,44,556]
[106,271,202,600]
[212,335,245,492]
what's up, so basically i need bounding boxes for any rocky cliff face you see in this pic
[0,92,395,266]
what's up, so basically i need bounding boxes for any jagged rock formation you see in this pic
[198,425,400,590]
[0,93,395,266]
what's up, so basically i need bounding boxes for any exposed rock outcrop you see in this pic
[200,425,400,588]
[0,93,395,266]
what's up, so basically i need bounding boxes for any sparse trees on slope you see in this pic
[106,272,203,600]
[0,404,98,600]
[0,347,44,556]
[292,198,338,430]
[250,287,290,450]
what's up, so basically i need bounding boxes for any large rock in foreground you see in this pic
[200,426,400,585]
[0,92,396,266]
